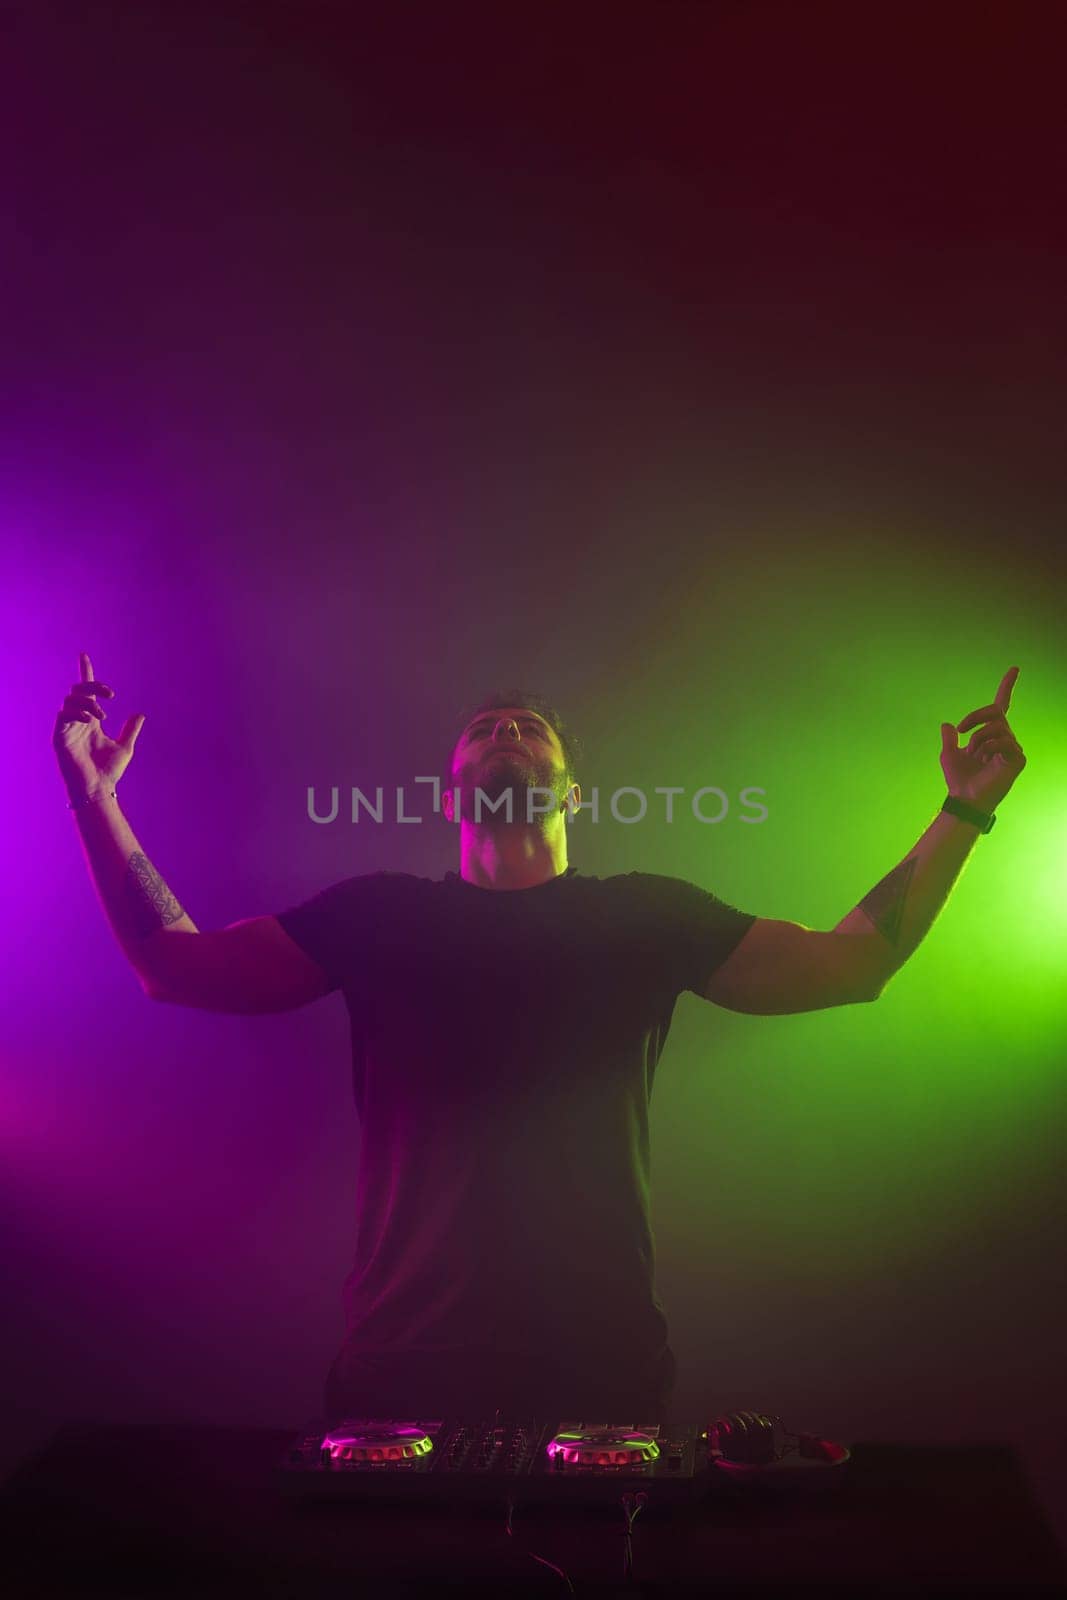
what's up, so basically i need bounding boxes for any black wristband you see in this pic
[942,794,996,834]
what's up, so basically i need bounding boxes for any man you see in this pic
[53,658,1026,1422]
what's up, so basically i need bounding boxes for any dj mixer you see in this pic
[276,1411,850,1507]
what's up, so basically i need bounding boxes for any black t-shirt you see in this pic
[276,866,757,1416]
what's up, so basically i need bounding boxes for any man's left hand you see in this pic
[941,666,1027,812]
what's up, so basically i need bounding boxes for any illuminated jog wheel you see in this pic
[321,1425,434,1467]
[546,1430,660,1469]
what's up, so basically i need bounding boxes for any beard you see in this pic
[454,751,570,827]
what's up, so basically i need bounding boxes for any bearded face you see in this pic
[447,709,574,826]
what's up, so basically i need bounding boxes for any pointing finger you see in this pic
[958,668,1019,732]
[994,665,1019,713]
[77,652,114,697]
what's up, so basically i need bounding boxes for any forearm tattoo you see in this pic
[123,852,187,939]
[856,858,916,946]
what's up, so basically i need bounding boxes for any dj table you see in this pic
[2,1419,1064,1597]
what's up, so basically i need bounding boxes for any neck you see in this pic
[457,816,570,890]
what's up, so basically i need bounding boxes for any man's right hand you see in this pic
[53,651,146,800]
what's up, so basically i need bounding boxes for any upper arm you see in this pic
[143,915,338,1014]
[701,917,882,1015]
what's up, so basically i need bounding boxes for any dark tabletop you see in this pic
[2,1421,1065,1597]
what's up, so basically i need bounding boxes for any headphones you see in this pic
[709,1411,848,1467]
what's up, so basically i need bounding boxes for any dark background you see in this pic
[4,0,1065,1556]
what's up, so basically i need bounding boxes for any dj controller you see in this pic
[276,1411,850,1507]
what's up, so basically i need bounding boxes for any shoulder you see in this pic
[280,869,427,913]
[598,869,739,905]
[573,871,756,934]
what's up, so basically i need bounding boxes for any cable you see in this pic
[503,1495,576,1594]
[619,1489,648,1582]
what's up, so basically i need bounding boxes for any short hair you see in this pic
[447,689,582,787]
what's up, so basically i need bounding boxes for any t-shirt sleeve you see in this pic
[274,872,385,991]
[627,871,759,998]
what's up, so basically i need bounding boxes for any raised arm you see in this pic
[52,653,333,1012]
[704,668,1027,1014]
[837,666,1026,998]
[53,651,197,991]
